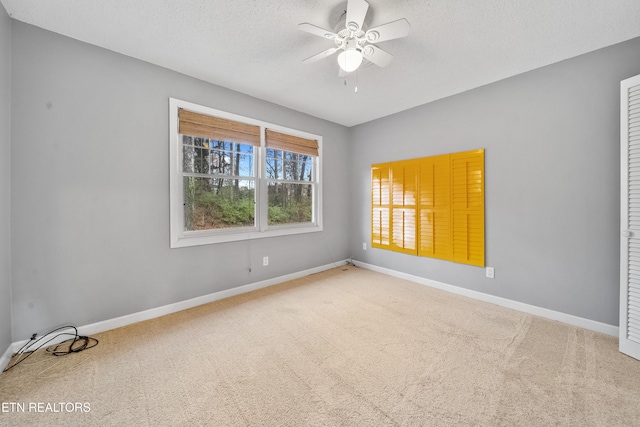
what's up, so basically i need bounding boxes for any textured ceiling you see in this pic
[2,0,640,127]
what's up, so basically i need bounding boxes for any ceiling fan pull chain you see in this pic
[355,68,359,93]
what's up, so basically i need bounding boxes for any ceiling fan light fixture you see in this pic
[337,49,363,72]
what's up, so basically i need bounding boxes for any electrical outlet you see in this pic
[263,256,269,266]
[363,242,367,250]
[486,267,495,279]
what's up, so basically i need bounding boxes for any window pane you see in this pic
[283,156,314,181]
[266,157,281,179]
[267,182,313,225]
[300,156,313,181]
[266,148,282,159]
[210,150,231,175]
[183,145,195,173]
[284,160,297,180]
[283,160,298,181]
[193,148,209,174]
[227,149,254,178]
[183,177,255,231]
[180,135,255,177]
[237,153,254,177]
[206,140,229,150]
[182,135,195,147]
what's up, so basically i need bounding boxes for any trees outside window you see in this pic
[266,149,314,225]
[182,137,255,231]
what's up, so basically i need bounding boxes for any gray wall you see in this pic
[350,37,640,326]
[10,22,350,340]
[0,4,12,352]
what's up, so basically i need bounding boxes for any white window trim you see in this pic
[169,98,323,248]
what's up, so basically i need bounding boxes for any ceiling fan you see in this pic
[299,0,410,74]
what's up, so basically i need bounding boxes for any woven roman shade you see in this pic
[266,129,318,156]
[179,109,261,146]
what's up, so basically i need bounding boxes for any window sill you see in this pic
[170,223,323,248]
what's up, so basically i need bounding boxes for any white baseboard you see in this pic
[0,343,15,372]
[353,260,619,337]
[3,258,615,373]
[1,260,348,372]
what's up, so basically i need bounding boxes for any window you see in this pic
[265,129,318,226]
[372,149,484,267]
[170,98,322,248]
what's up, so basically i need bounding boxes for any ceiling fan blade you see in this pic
[362,45,393,68]
[303,47,338,64]
[346,0,369,32]
[365,18,410,43]
[298,23,338,40]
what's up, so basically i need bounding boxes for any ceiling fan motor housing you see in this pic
[339,36,363,53]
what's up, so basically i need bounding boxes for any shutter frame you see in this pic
[451,149,485,267]
[372,165,391,248]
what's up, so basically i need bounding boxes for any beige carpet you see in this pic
[1,265,640,426]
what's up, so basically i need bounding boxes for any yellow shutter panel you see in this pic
[418,154,452,260]
[390,161,418,254]
[371,164,391,248]
[372,149,484,267]
[451,149,485,266]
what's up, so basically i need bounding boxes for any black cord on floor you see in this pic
[47,335,98,356]
[2,325,99,373]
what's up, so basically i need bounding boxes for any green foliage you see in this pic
[267,206,288,224]
[184,177,255,230]
[217,196,254,226]
[267,202,312,225]
[184,177,314,230]
[267,183,312,225]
